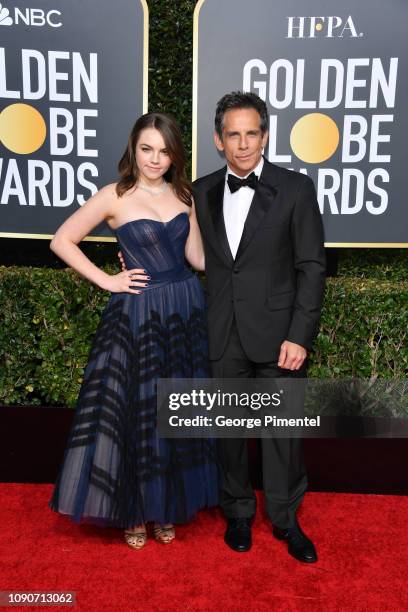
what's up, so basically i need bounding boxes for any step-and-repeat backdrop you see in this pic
[193,0,407,246]
[1,0,406,246]
[0,0,148,240]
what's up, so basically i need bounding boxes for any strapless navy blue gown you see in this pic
[50,212,218,528]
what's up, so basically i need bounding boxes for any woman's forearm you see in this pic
[50,235,112,290]
[185,242,205,271]
[191,253,205,272]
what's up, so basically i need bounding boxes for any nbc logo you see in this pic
[0,3,62,27]
[0,4,12,25]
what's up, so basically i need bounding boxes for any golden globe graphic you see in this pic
[0,103,46,154]
[0,0,148,239]
[193,0,408,245]
[289,113,340,164]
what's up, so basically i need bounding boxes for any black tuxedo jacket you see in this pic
[192,158,326,363]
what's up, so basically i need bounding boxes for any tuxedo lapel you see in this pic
[207,173,234,265]
[235,160,279,261]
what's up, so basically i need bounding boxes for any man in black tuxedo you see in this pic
[192,92,326,562]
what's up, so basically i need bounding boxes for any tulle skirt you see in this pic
[50,276,218,528]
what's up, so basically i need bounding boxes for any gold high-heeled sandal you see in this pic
[124,529,147,550]
[153,524,175,544]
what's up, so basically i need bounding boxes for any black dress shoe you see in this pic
[224,517,252,552]
[273,521,317,563]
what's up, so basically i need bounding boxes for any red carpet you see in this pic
[1,485,408,611]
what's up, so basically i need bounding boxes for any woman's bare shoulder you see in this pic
[89,183,124,217]
[97,182,121,201]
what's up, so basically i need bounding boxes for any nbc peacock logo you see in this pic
[0,3,13,25]
[0,3,62,27]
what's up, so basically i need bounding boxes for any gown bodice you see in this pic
[115,212,193,289]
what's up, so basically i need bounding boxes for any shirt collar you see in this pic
[226,156,264,181]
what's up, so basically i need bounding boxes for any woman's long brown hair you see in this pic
[115,112,192,206]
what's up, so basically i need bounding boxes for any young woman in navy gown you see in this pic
[49,112,218,549]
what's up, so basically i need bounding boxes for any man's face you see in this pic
[214,108,268,177]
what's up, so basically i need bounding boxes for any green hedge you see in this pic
[0,266,406,407]
[337,249,408,281]
[0,267,108,407]
[149,0,196,169]
[312,277,407,378]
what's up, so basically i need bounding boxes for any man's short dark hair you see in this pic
[215,91,268,139]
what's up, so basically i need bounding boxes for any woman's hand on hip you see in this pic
[103,269,150,294]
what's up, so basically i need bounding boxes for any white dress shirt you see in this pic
[223,157,264,259]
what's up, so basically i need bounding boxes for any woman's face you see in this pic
[135,127,172,184]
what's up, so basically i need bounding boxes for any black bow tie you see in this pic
[227,172,258,193]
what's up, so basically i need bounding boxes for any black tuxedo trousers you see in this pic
[211,319,307,528]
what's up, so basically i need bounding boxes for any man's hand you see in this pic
[118,250,127,272]
[278,340,307,371]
